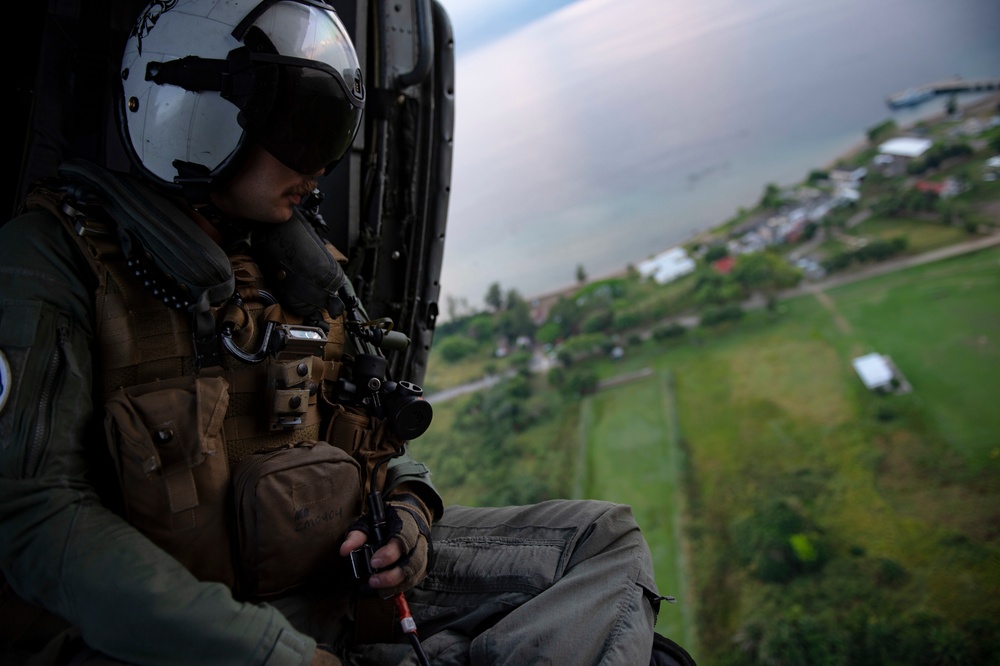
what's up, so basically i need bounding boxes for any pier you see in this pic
[886,77,1000,108]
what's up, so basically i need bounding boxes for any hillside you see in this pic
[413,94,1000,665]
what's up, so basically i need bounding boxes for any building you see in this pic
[636,247,696,284]
[914,178,961,198]
[851,353,896,391]
[877,137,933,159]
[712,255,736,275]
[876,137,934,177]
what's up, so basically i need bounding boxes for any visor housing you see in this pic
[236,1,365,174]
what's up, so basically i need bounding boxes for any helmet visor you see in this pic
[240,55,363,174]
[235,1,365,174]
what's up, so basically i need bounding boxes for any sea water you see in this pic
[438,0,1000,315]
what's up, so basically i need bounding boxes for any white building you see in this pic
[877,137,933,159]
[636,247,696,284]
[852,353,895,391]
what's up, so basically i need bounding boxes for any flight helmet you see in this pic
[118,0,365,198]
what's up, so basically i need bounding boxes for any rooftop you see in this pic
[877,137,933,158]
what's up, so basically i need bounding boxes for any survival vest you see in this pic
[22,159,409,599]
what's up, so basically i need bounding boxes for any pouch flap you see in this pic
[105,375,229,473]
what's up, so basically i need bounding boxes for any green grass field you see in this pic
[575,373,694,647]
[417,245,1000,664]
[852,216,970,253]
[653,246,1000,661]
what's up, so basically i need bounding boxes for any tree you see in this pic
[731,251,802,297]
[484,282,503,312]
[446,294,469,321]
[946,94,958,116]
[437,336,478,363]
[807,169,829,185]
[866,118,897,144]
[704,245,728,263]
[546,295,584,338]
[575,263,587,285]
[497,289,535,341]
[760,182,784,209]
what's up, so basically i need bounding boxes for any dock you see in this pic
[886,77,1000,108]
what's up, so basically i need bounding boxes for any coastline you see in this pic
[528,90,1000,314]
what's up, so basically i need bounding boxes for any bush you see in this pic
[612,309,643,332]
[867,118,897,144]
[704,245,729,263]
[701,304,745,327]
[731,499,827,583]
[581,309,614,334]
[876,557,907,588]
[566,370,599,396]
[653,322,687,340]
[436,336,479,363]
[534,320,561,345]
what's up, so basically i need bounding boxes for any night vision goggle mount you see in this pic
[329,286,433,442]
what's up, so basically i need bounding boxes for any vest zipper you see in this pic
[24,325,68,478]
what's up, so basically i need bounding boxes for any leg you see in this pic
[374,499,659,666]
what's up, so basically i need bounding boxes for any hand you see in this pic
[311,646,341,666]
[339,493,431,596]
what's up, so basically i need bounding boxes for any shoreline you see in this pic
[527,90,1000,311]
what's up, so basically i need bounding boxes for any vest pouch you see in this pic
[324,403,404,496]
[232,440,363,599]
[103,375,234,587]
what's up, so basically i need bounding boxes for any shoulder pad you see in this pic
[59,159,234,313]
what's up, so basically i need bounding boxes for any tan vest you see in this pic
[25,186,402,599]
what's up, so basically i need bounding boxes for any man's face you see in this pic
[210,144,323,224]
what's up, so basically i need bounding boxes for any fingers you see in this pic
[339,529,369,557]
[368,564,406,590]
[341,532,406,590]
[367,539,406,590]
[369,538,403,570]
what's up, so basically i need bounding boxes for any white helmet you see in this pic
[118,0,365,197]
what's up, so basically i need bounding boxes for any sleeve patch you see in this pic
[0,349,10,415]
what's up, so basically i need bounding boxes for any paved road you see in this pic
[781,230,1000,299]
[423,372,505,404]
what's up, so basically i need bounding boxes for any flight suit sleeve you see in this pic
[384,452,444,521]
[0,212,315,666]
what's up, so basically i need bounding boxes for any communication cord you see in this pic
[365,456,431,666]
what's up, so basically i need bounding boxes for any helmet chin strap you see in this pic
[172,160,215,205]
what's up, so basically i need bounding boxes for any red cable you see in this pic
[392,592,430,666]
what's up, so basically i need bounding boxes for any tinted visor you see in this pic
[240,54,363,174]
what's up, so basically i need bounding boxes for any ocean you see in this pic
[437,0,1000,316]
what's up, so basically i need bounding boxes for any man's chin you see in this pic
[258,204,296,224]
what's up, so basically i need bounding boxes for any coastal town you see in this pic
[514,91,1000,340]
[427,88,1000,392]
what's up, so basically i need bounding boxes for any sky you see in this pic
[439,0,656,315]
[441,1,578,57]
